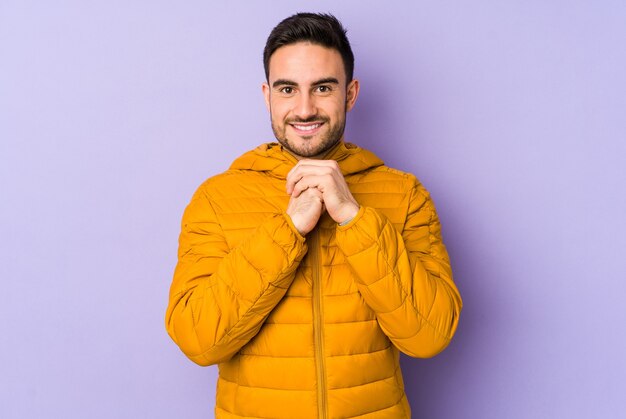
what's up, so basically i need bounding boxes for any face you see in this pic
[262,42,359,159]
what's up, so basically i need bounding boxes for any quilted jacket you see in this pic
[166,141,462,418]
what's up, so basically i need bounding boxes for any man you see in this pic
[166,13,462,418]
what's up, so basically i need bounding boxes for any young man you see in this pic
[166,13,462,418]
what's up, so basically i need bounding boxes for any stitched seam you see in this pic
[218,379,313,392]
[264,318,374,325]
[194,239,302,359]
[373,216,452,342]
[238,353,312,359]
[320,318,378,325]
[346,395,406,418]
[326,345,392,358]
[329,373,397,391]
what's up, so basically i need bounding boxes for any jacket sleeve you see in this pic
[165,186,308,366]
[335,178,462,358]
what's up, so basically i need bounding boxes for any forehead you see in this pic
[268,42,346,85]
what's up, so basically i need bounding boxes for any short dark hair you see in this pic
[263,13,355,82]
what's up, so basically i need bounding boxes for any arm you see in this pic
[165,186,307,366]
[335,179,462,357]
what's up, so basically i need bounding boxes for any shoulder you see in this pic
[354,164,428,196]
[191,168,266,202]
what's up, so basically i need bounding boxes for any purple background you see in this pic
[1,1,625,418]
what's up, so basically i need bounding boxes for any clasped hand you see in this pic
[285,160,359,236]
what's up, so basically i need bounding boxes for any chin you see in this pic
[297,141,340,158]
[274,128,342,158]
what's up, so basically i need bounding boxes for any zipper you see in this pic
[311,229,327,419]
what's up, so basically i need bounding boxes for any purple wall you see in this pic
[1,1,625,418]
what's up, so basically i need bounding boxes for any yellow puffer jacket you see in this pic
[166,141,462,418]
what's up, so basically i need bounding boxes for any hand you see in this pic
[286,187,324,236]
[286,159,359,225]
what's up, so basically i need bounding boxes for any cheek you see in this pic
[270,100,290,121]
[325,96,347,115]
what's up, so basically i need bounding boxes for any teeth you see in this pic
[294,124,320,131]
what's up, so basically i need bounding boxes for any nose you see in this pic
[293,91,316,120]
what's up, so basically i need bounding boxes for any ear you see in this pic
[262,82,271,111]
[345,79,360,112]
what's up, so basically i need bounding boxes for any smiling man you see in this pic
[166,13,462,419]
[263,42,357,159]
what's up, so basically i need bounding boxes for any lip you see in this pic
[289,122,324,136]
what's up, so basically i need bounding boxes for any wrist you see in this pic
[338,216,354,226]
[284,212,306,237]
[338,203,359,226]
[286,210,311,236]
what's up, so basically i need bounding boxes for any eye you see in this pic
[316,85,331,93]
[279,86,294,94]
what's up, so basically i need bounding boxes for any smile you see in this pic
[290,122,323,135]
[292,123,321,131]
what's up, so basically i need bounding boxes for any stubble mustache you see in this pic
[286,115,329,124]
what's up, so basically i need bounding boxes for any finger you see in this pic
[287,159,341,194]
[302,187,323,200]
[286,171,303,194]
[287,165,334,189]
[291,176,325,198]
[291,183,308,198]
[287,166,328,194]
[288,159,337,179]
[292,179,314,198]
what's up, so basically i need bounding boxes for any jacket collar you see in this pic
[229,141,384,179]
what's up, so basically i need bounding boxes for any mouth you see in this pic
[289,122,324,136]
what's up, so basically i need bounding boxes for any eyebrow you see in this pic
[272,79,297,88]
[312,77,339,86]
[272,77,340,88]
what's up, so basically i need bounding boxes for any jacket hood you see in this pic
[229,141,384,179]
